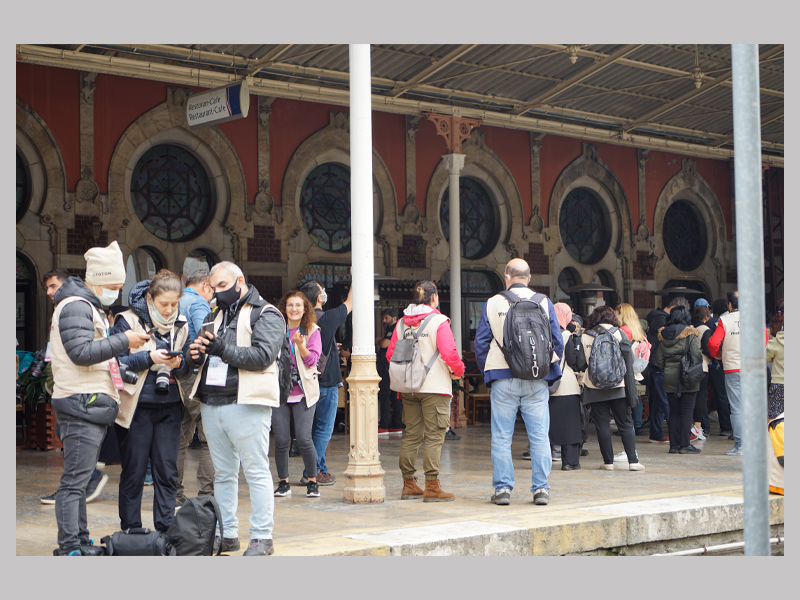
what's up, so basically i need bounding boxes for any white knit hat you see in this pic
[84,241,126,285]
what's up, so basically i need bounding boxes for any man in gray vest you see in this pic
[474,258,563,507]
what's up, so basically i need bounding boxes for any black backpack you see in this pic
[166,495,224,556]
[676,337,704,396]
[101,528,175,556]
[585,326,627,388]
[495,290,553,380]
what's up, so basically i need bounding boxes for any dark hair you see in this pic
[43,268,70,285]
[186,269,210,287]
[413,281,438,306]
[666,305,692,327]
[300,281,322,307]
[769,299,784,337]
[586,306,619,330]
[712,298,728,317]
[692,305,710,327]
[148,269,183,300]
[381,307,400,319]
[727,291,739,311]
[667,296,690,310]
[278,290,316,333]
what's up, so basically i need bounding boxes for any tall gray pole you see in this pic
[444,154,465,354]
[731,43,770,556]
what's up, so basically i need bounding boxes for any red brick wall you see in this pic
[247,225,281,263]
[66,215,108,255]
[634,290,655,310]
[524,242,549,275]
[727,267,737,284]
[632,250,655,280]
[247,275,283,305]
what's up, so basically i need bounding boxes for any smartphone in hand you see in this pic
[201,323,215,337]
[164,350,183,357]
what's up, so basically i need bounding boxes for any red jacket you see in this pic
[386,307,465,378]
[707,313,769,374]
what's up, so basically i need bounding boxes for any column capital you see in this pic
[442,153,466,175]
[424,112,482,154]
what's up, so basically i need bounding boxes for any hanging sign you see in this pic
[186,80,250,128]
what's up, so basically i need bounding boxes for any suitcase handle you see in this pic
[124,527,152,535]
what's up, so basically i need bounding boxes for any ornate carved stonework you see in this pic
[259,102,272,127]
[635,214,650,242]
[377,234,392,269]
[225,225,243,264]
[423,112,482,154]
[329,111,350,131]
[247,180,283,224]
[505,242,519,258]
[80,72,96,103]
[530,205,544,233]
[583,142,599,162]
[75,166,105,213]
[681,157,698,177]
[168,86,190,108]
[40,214,59,255]
[407,116,420,142]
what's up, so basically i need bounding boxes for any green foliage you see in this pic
[18,364,51,408]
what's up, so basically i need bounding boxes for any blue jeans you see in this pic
[201,403,274,540]
[308,385,339,476]
[725,372,742,445]
[633,399,643,430]
[649,369,670,439]
[490,378,551,493]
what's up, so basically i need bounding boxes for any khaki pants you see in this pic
[398,393,450,481]
[176,399,215,496]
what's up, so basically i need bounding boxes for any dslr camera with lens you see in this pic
[29,350,48,380]
[117,363,139,385]
[155,369,171,395]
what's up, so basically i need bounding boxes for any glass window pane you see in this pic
[662,200,707,271]
[300,164,352,253]
[559,188,610,265]
[440,178,498,259]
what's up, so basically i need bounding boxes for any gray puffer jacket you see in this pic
[54,277,129,367]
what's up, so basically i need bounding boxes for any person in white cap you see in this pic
[49,241,150,556]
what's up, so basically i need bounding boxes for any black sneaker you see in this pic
[274,481,292,497]
[306,481,320,498]
[213,536,241,554]
[445,430,461,441]
[522,450,531,460]
[243,538,274,556]
[41,492,57,505]
[679,444,702,454]
[669,446,680,454]
[289,439,300,457]
[580,448,589,457]
[491,488,511,505]
[85,473,108,503]
[533,488,550,505]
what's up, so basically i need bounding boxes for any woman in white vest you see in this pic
[110,270,193,534]
[550,303,585,470]
[385,281,465,502]
[272,290,322,499]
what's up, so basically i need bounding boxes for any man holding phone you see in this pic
[186,261,285,556]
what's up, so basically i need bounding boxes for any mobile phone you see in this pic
[145,327,158,335]
[164,350,183,357]
[201,323,215,337]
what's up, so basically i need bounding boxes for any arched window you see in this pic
[300,163,352,253]
[440,178,499,260]
[16,150,30,222]
[557,267,581,306]
[559,188,611,265]
[121,247,164,307]
[130,144,215,242]
[595,270,618,308]
[183,248,218,281]
[662,200,707,271]
[296,262,351,288]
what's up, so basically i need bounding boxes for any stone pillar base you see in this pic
[343,354,385,503]
[456,390,468,429]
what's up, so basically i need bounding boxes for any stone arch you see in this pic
[425,129,524,277]
[105,88,249,275]
[280,111,399,283]
[549,143,633,302]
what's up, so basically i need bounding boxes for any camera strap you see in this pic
[105,325,125,390]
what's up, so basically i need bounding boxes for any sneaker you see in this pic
[388,428,404,435]
[669,446,681,454]
[491,488,511,505]
[175,493,188,507]
[299,475,309,485]
[600,463,614,471]
[649,435,669,444]
[85,473,108,503]
[726,445,743,456]
[378,428,390,436]
[691,426,707,441]
[213,536,241,554]
[613,450,638,462]
[522,450,531,460]
[720,429,733,437]
[708,412,719,422]
[551,448,561,462]
[316,471,336,486]
[274,481,292,497]
[289,439,300,457]
[628,462,646,471]
[444,429,461,441]
[306,481,320,498]
[703,428,711,438]
[680,444,702,454]
[41,492,57,505]
[143,474,153,486]
[580,448,589,457]
[243,538,274,556]
[690,433,700,442]
[533,488,549,505]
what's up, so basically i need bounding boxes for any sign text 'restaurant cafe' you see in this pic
[186,80,250,129]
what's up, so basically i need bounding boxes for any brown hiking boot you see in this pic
[401,477,424,499]
[423,479,455,502]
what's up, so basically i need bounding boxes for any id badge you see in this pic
[108,359,125,390]
[206,356,229,386]
[45,342,51,363]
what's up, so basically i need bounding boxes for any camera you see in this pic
[29,350,48,379]
[290,366,301,389]
[155,369,170,395]
[117,363,139,385]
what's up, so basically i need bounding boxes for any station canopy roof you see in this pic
[19,44,783,165]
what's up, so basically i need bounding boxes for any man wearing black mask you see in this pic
[376,308,402,434]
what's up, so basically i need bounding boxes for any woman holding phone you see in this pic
[272,290,322,498]
[110,270,193,534]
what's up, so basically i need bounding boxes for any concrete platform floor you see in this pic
[16,418,781,556]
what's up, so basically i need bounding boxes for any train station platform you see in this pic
[15,419,784,556]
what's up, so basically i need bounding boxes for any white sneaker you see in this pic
[600,463,614,471]
[613,450,638,462]
[691,426,707,441]
[628,462,646,471]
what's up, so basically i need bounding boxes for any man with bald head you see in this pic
[474,258,563,507]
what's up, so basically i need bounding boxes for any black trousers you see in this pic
[708,366,732,432]
[591,397,638,465]
[693,372,710,432]
[378,376,403,429]
[668,391,697,449]
[560,443,581,467]
[115,402,181,533]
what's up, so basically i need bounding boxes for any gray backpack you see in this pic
[389,314,440,394]
[585,326,627,388]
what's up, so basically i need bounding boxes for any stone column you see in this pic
[343,44,385,504]
[443,153,465,355]
[75,72,101,212]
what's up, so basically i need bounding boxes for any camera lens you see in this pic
[155,371,170,395]
[118,364,139,385]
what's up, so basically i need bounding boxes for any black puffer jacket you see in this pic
[655,324,702,393]
[54,277,129,367]
[646,307,669,366]
[191,284,285,405]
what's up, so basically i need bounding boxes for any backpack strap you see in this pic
[401,313,441,370]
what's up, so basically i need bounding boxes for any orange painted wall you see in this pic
[482,125,532,222]
[16,62,81,190]
[540,136,583,224]
[415,118,448,216]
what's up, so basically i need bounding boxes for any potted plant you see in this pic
[18,354,62,451]
[451,377,467,429]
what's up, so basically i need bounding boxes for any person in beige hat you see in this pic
[49,241,151,556]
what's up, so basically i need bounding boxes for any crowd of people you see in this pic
[35,241,784,556]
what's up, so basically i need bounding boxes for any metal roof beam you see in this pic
[716,107,784,145]
[245,44,294,75]
[511,44,641,115]
[389,44,477,98]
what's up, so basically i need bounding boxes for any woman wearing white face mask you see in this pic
[111,270,193,534]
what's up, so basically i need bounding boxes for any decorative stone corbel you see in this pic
[377,234,392,269]
[247,180,283,224]
[397,193,426,233]
[635,214,650,243]
[407,116,421,142]
[582,142,599,162]
[225,225,243,264]
[524,205,544,240]
[505,242,519,259]
[259,101,272,127]
[330,111,350,132]
[40,214,59,255]
[75,166,106,213]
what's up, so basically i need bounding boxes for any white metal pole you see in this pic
[731,43,770,557]
[444,154,465,355]
[350,44,375,356]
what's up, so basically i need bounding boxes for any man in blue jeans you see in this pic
[474,258,563,506]
[299,279,353,486]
